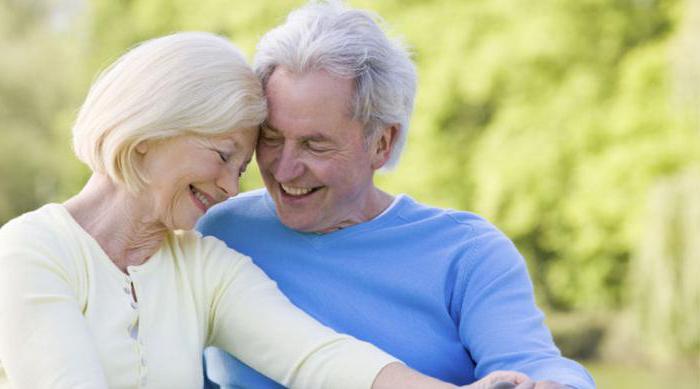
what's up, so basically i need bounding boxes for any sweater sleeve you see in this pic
[0,220,109,389]
[201,236,398,389]
[455,230,595,389]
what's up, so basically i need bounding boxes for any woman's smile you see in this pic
[189,184,215,213]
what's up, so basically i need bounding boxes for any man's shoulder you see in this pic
[225,188,269,207]
[197,189,275,235]
[205,189,269,219]
[399,196,499,235]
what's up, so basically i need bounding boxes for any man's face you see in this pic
[257,67,381,233]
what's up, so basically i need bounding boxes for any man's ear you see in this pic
[370,123,400,170]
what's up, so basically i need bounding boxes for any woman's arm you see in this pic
[373,362,458,389]
[0,224,108,389]
[203,237,530,389]
[206,248,395,388]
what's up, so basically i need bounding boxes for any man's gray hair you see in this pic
[254,0,417,169]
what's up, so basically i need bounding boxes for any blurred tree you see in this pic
[629,168,700,365]
[625,0,700,367]
[0,0,89,225]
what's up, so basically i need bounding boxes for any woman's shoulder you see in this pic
[167,229,251,269]
[164,230,258,309]
[0,204,91,287]
[0,204,73,245]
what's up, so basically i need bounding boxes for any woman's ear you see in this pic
[135,141,149,155]
[371,124,399,170]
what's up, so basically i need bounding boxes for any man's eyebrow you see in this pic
[302,133,332,142]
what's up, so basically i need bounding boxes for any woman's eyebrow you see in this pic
[260,121,279,132]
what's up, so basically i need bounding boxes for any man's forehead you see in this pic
[261,120,335,140]
[266,67,355,113]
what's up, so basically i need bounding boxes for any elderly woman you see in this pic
[0,33,525,389]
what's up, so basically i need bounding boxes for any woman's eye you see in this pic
[216,150,229,162]
[261,135,281,145]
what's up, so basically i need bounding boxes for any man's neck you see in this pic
[313,187,394,234]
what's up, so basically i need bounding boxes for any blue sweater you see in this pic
[198,190,594,388]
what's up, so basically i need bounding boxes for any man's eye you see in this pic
[306,141,329,153]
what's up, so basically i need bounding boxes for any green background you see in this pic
[1,0,698,387]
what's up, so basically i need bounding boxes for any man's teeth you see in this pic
[191,187,211,207]
[281,184,313,196]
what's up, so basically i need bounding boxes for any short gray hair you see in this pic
[254,0,416,169]
[73,32,267,192]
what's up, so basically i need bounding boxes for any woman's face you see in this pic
[138,127,258,230]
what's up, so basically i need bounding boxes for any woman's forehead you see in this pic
[212,127,258,142]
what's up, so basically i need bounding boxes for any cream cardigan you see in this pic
[0,204,395,388]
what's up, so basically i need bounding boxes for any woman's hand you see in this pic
[372,362,459,389]
[460,370,532,389]
[462,371,571,389]
[372,363,566,389]
[372,363,532,389]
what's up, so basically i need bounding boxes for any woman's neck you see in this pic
[64,174,167,273]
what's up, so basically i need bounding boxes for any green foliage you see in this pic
[628,168,700,364]
[586,361,700,389]
[0,0,89,225]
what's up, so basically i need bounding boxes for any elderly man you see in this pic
[199,1,595,388]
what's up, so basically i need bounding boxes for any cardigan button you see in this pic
[128,324,138,339]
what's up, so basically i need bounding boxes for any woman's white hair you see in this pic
[254,0,416,169]
[72,32,267,192]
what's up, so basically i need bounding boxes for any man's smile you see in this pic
[279,183,322,197]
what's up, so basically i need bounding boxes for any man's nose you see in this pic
[274,144,304,182]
